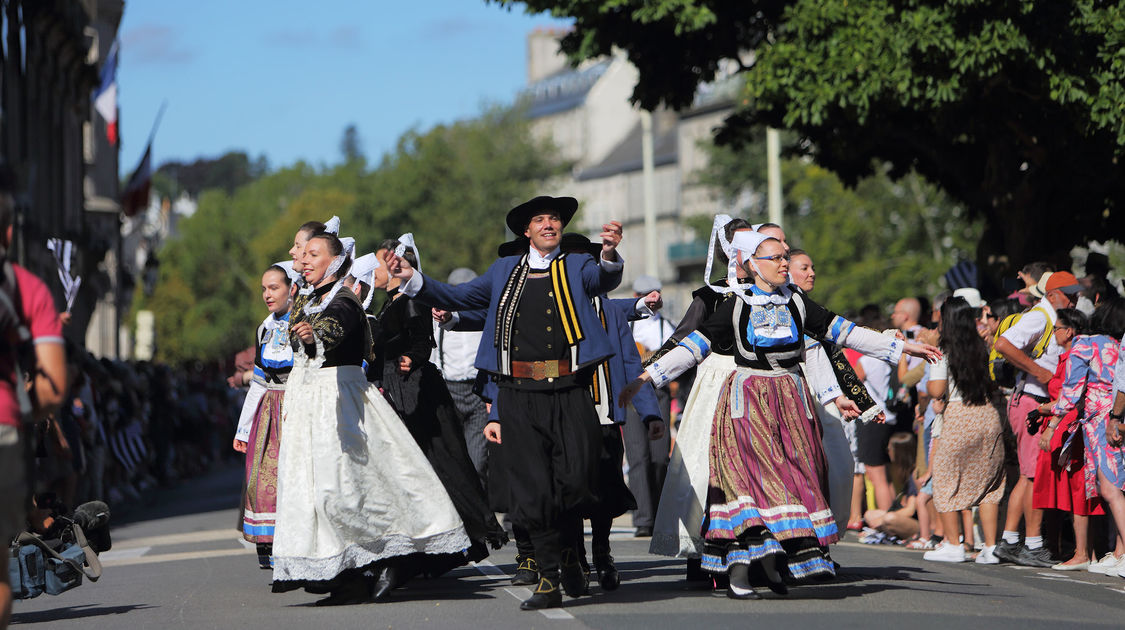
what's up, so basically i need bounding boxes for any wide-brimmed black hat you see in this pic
[496,232,599,258]
[505,195,578,235]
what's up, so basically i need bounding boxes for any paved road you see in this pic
[12,465,1125,629]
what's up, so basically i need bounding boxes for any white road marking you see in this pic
[472,559,576,621]
[98,546,152,561]
[1030,573,1098,586]
[113,528,241,549]
[102,547,254,567]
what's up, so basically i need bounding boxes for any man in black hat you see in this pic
[386,196,624,611]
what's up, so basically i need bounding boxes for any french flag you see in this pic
[93,41,118,144]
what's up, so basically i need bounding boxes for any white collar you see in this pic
[527,245,561,269]
[746,284,793,306]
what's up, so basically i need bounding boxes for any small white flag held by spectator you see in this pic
[46,238,82,313]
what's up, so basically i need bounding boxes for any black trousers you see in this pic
[513,425,636,564]
[496,383,602,575]
[624,387,671,528]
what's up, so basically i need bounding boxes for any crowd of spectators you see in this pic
[34,340,242,516]
[843,253,1125,578]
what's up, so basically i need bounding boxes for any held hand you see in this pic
[600,220,623,261]
[483,422,502,445]
[397,356,413,374]
[233,439,248,454]
[872,411,888,424]
[292,321,315,344]
[1038,426,1054,452]
[382,249,415,282]
[432,308,452,324]
[647,419,666,441]
[917,328,941,347]
[903,341,942,364]
[643,290,663,312]
[1107,422,1123,448]
[618,378,644,409]
[835,396,860,419]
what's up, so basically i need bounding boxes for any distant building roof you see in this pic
[576,121,678,181]
[522,59,613,119]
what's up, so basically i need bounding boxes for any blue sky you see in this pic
[117,1,569,172]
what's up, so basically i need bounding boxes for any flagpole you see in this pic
[146,100,168,146]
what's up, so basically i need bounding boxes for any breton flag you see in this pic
[93,41,119,145]
[121,141,152,217]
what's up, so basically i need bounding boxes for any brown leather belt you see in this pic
[511,359,572,380]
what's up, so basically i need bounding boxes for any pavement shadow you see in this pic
[12,603,156,624]
[113,464,244,527]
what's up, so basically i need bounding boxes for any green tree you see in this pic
[700,136,981,313]
[493,0,1125,269]
[137,104,563,363]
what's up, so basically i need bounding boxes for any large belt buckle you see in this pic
[531,361,559,380]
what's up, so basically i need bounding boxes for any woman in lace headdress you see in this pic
[271,231,470,605]
[622,230,940,599]
[232,261,300,570]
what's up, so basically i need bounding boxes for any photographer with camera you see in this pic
[0,172,68,629]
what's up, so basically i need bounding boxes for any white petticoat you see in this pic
[649,353,736,558]
[272,360,471,583]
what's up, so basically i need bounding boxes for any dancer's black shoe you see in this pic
[372,564,399,602]
[560,549,590,597]
[520,576,562,610]
[511,555,539,586]
[594,554,620,591]
[760,553,788,595]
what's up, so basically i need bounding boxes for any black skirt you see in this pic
[382,360,507,560]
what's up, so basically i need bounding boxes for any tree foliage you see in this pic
[699,135,981,314]
[136,105,563,363]
[494,0,1125,268]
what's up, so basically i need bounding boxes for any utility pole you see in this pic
[641,110,658,277]
[766,127,783,228]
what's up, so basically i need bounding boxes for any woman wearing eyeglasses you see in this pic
[621,231,940,599]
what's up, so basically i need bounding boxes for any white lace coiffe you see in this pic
[303,237,356,315]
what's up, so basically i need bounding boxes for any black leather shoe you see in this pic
[726,564,760,600]
[520,577,563,610]
[560,549,590,597]
[760,553,788,595]
[594,554,620,591]
[510,555,539,586]
[372,565,399,602]
[315,579,370,606]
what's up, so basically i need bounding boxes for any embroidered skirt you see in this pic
[272,363,470,589]
[243,386,284,544]
[701,369,837,580]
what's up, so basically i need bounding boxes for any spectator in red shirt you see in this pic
[0,176,67,630]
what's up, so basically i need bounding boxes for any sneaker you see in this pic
[975,545,1000,564]
[923,541,966,563]
[993,540,1021,563]
[1088,553,1125,574]
[1015,545,1055,568]
[1116,562,1125,579]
